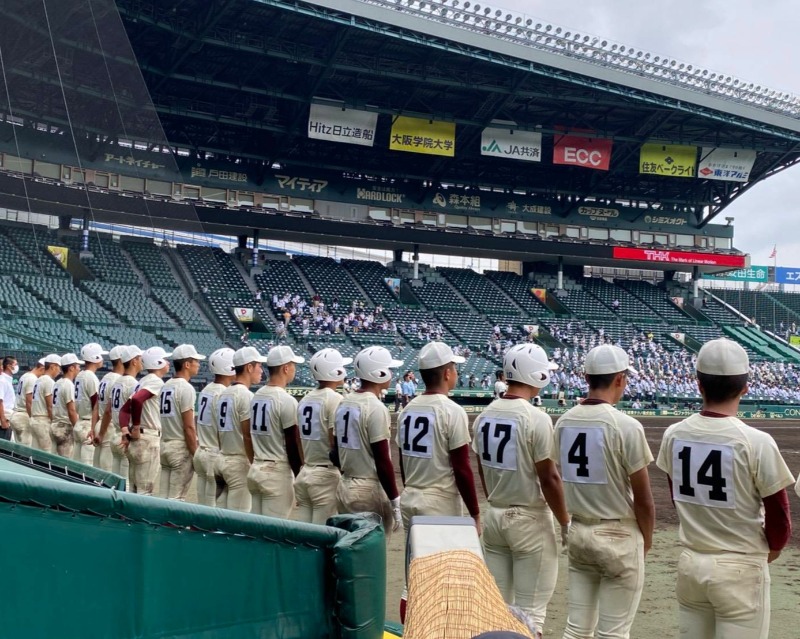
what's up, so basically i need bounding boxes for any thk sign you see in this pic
[553,132,613,171]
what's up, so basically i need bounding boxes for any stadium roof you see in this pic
[1,0,799,242]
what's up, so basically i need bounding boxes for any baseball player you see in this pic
[73,343,107,465]
[158,344,205,500]
[494,370,507,399]
[10,359,43,447]
[334,346,403,541]
[93,346,125,471]
[295,348,351,524]
[50,353,83,457]
[473,344,570,634]
[100,346,143,479]
[554,344,654,639]
[29,354,61,452]
[121,346,171,495]
[248,345,305,518]
[0,357,17,441]
[194,348,235,507]
[656,339,794,639]
[216,346,266,512]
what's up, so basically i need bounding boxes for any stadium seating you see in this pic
[439,267,521,317]
[295,255,369,306]
[555,287,617,321]
[341,259,399,308]
[484,270,550,316]
[122,240,182,290]
[616,280,692,325]
[582,278,660,324]
[410,281,465,311]
[3,226,66,278]
[255,258,311,302]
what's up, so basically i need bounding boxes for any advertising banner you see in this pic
[552,131,612,170]
[47,245,69,269]
[670,332,686,344]
[232,307,254,323]
[702,265,768,282]
[307,103,377,147]
[384,277,401,296]
[389,116,455,157]
[612,247,747,268]
[523,324,540,337]
[480,126,542,162]
[531,288,547,304]
[671,297,685,309]
[775,267,800,284]
[790,336,800,346]
[698,147,757,182]
[640,143,697,177]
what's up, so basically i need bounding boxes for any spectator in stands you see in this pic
[494,370,507,399]
[0,356,16,441]
[241,327,250,344]
[612,298,620,311]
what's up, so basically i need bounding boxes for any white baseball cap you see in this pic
[584,345,638,376]
[108,345,125,361]
[35,358,46,367]
[121,345,143,364]
[266,345,305,367]
[209,348,236,376]
[418,342,466,370]
[696,338,749,376]
[60,353,84,367]
[232,346,267,367]
[142,347,173,370]
[80,343,108,364]
[171,344,206,361]
[43,353,62,365]
[503,344,558,389]
[353,346,404,384]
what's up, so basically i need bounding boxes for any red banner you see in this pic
[612,247,746,268]
[553,132,613,171]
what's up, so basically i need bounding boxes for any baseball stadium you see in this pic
[0,0,799,637]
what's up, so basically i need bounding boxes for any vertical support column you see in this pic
[412,244,420,280]
[692,266,700,301]
[393,249,403,264]
[252,229,260,270]
[557,256,564,291]
[81,216,90,253]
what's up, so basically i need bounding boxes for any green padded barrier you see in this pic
[0,472,386,639]
[0,437,126,490]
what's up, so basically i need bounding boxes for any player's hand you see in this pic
[768,550,781,564]
[92,436,101,447]
[473,514,482,537]
[643,540,652,558]
[390,497,402,532]
[560,522,571,552]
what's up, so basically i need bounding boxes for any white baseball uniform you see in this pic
[295,387,341,525]
[10,372,36,446]
[73,370,99,465]
[110,374,138,478]
[29,375,55,452]
[657,413,795,639]
[396,393,470,528]
[216,383,254,512]
[335,391,394,540]
[248,385,298,518]
[194,382,224,507]
[126,373,163,495]
[473,397,558,629]
[50,377,76,457]
[158,377,196,500]
[94,372,121,471]
[554,401,653,639]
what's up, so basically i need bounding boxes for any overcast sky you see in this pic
[493,0,799,266]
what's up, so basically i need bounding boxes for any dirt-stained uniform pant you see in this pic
[563,518,645,639]
[336,476,395,542]
[158,439,194,500]
[72,418,94,466]
[676,549,770,639]
[126,432,160,495]
[28,416,52,452]
[247,459,295,519]
[217,454,251,512]
[50,420,74,458]
[110,432,130,482]
[294,464,341,525]
[193,447,222,508]
[9,411,31,447]
[400,486,464,532]
[483,504,558,631]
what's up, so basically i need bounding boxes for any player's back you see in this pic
[75,370,99,421]
[396,393,468,493]
[137,373,164,431]
[554,401,651,521]
[658,413,794,555]
[14,372,36,412]
[110,375,139,427]
[298,387,341,466]
[97,372,120,418]
[336,391,387,480]
[197,382,225,450]
[31,376,54,416]
[159,377,196,442]
[474,397,551,507]
[52,378,75,422]
[250,385,298,462]
[217,383,253,455]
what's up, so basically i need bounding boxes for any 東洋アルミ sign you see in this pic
[698,147,757,183]
[552,131,613,171]
[613,247,747,268]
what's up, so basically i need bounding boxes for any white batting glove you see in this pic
[560,521,571,553]
[390,497,402,532]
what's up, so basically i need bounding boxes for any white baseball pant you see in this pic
[158,439,194,500]
[126,432,160,495]
[400,486,463,532]
[336,476,394,542]
[247,459,295,519]
[193,447,222,508]
[49,420,74,458]
[295,464,341,525]
[217,454,251,512]
[28,416,52,452]
[9,411,31,447]
[72,418,94,466]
